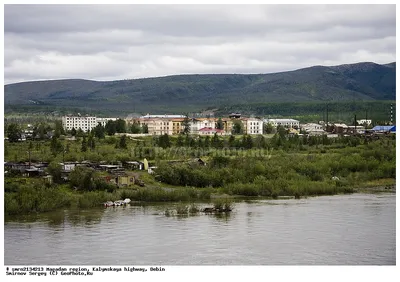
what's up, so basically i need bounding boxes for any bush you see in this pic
[176,204,188,215]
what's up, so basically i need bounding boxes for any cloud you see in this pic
[4,4,396,84]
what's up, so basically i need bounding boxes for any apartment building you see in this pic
[191,118,216,135]
[62,116,97,132]
[264,118,300,128]
[242,118,263,135]
[126,114,263,136]
[62,116,117,132]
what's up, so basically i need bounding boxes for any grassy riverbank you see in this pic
[4,135,396,216]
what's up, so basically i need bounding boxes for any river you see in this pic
[4,193,395,265]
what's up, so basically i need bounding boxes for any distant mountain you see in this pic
[4,62,396,114]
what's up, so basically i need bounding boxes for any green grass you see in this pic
[4,134,395,216]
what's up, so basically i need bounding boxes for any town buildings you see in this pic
[301,123,325,135]
[125,115,264,136]
[62,115,117,132]
[61,113,381,137]
[263,118,300,128]
[242,118,263,134]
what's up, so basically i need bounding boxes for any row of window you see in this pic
[65,118,96,121]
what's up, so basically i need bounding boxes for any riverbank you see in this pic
[4,175,395,216]
[4,136,396,216]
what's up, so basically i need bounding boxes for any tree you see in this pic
[197,136,204,148]
[176,134,184,146]
[115,119,126,133]
[54,120,65,138]
[119,135,128,149]
[184,135,191,147]
[232,120,244,135]
[228,135,236,147]
[158,134,170,149]
[87,133,96,150]
[182,114,191,135]
[242,135,253,149]
[50,136,63,156]
[277,125,287,139]
[141,124,149,134]
[204,136,211,147]
[81,136,88,152]
[216,118,224,130]
[211,133,222,148]
[71,127,77,137]
[130,122,141,134]
[33,122,47,140]
[264,123,274,134]
[69,166,94,191]
[76,128,85,137]
[7,123,21,142]
[93,123,105,139]
[257,135,266,148]
[105,120,117,136]
[47,161,62,184]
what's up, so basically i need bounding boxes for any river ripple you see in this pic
[4,193,395,265]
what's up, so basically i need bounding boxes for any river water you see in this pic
[4,193,395,265]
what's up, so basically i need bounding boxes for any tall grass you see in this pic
[5,182,73,215]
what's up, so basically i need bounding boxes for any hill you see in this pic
[4,62,396,115]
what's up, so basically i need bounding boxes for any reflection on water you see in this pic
[4,193,395,265]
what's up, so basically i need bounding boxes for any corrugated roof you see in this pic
[371,125,395,132]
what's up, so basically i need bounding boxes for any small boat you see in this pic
[104,201,114,207]
[114,200,124,206]
[104,198,131,207]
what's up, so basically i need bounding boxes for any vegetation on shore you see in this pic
[4,121,396,216]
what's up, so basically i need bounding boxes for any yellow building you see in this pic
[117,175,135,187]
[171,118,184,135]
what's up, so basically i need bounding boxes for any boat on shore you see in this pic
[104,198,131,207]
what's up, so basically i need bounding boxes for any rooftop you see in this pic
[264,118,299,123]
[140,114,186,119]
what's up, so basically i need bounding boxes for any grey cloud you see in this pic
[4,4,396,84]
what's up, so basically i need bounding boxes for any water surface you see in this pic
[4,193,395,265]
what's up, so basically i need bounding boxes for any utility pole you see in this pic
[354,114,357,134]
[390,103,393,125]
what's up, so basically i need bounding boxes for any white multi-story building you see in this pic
[62,116,97,132]
[243,118,263,135]
[190,118,216,135]
[264,118,300,128]
[62,116,117,132]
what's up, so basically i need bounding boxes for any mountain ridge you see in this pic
[4,61,396,114]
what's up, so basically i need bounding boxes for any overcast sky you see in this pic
[4,4,396,85]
